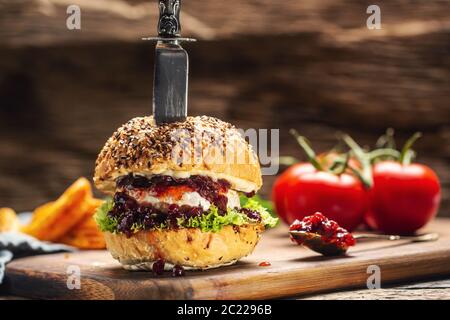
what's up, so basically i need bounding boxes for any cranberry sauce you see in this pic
[289,212,356,249]
[172,265,185,277]
[240,208,262,222]
[117,174,231,213]
[152,259,165,275]
[108,191,261,237]
[109,192,202,237]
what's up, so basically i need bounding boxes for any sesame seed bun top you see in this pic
[94,116,262,194]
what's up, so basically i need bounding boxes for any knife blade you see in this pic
[151,0,194,125]
[153,40,189,124]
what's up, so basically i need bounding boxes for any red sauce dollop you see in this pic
[172,265,185,277]
[152,259,165,275]
[289,212,356,249]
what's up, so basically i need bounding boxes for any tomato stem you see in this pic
[277,156,299,166]
[334,153,350,175]
[348,165,372,189]
[376,128,396,149]
[328,156,346,172]
[289,129,323,171]
[402,150,416,166]
[368,148,401,162]
[342,135,373,188]
[400,132,422,165]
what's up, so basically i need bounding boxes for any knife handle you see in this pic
[158,0,182,38]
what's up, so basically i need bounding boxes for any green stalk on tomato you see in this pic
[273,130,441,235]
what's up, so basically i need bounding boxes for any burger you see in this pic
[94,116,277,272]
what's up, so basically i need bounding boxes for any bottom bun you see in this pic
[103,224,264,270]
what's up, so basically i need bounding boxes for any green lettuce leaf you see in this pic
[242,198,279,228]
[94,195,279,234]
[240,194,276,217]
[180,205,248,233]
[94,197,117,232]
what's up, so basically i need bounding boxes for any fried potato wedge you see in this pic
[59,216,106,249]
[58,197,106,249]
[85,198,103,216]
[21,178,92,241]
[25,201,54,228]
[0,208,21,232]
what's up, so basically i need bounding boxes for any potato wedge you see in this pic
[85,198,103,216]
[23,201,54,229]
[0,208,21,232]
[59,216,106,249]
[58,196,105,249]
[21,178,92,241]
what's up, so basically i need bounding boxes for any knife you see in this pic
[144,0,195,125]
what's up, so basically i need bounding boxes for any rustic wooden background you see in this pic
[0,0,449,216]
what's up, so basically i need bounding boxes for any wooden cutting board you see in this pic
[4,218,450,300]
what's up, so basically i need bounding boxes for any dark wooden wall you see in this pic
[0,0,449,215]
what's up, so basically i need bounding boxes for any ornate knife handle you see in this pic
[157,0,182,38]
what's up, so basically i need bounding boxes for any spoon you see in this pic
[289,230,439,256]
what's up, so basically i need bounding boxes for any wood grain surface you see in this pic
[301,278,450,300]
[3,218,450,300]
[3,0,450,44]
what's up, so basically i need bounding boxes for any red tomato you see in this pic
[365,161,441,234]
[272,163,313,224]
[277,165,368,231]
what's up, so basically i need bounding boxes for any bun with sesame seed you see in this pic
[94,116,262,194]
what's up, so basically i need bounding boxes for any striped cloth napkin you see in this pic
[0,232,74,284]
